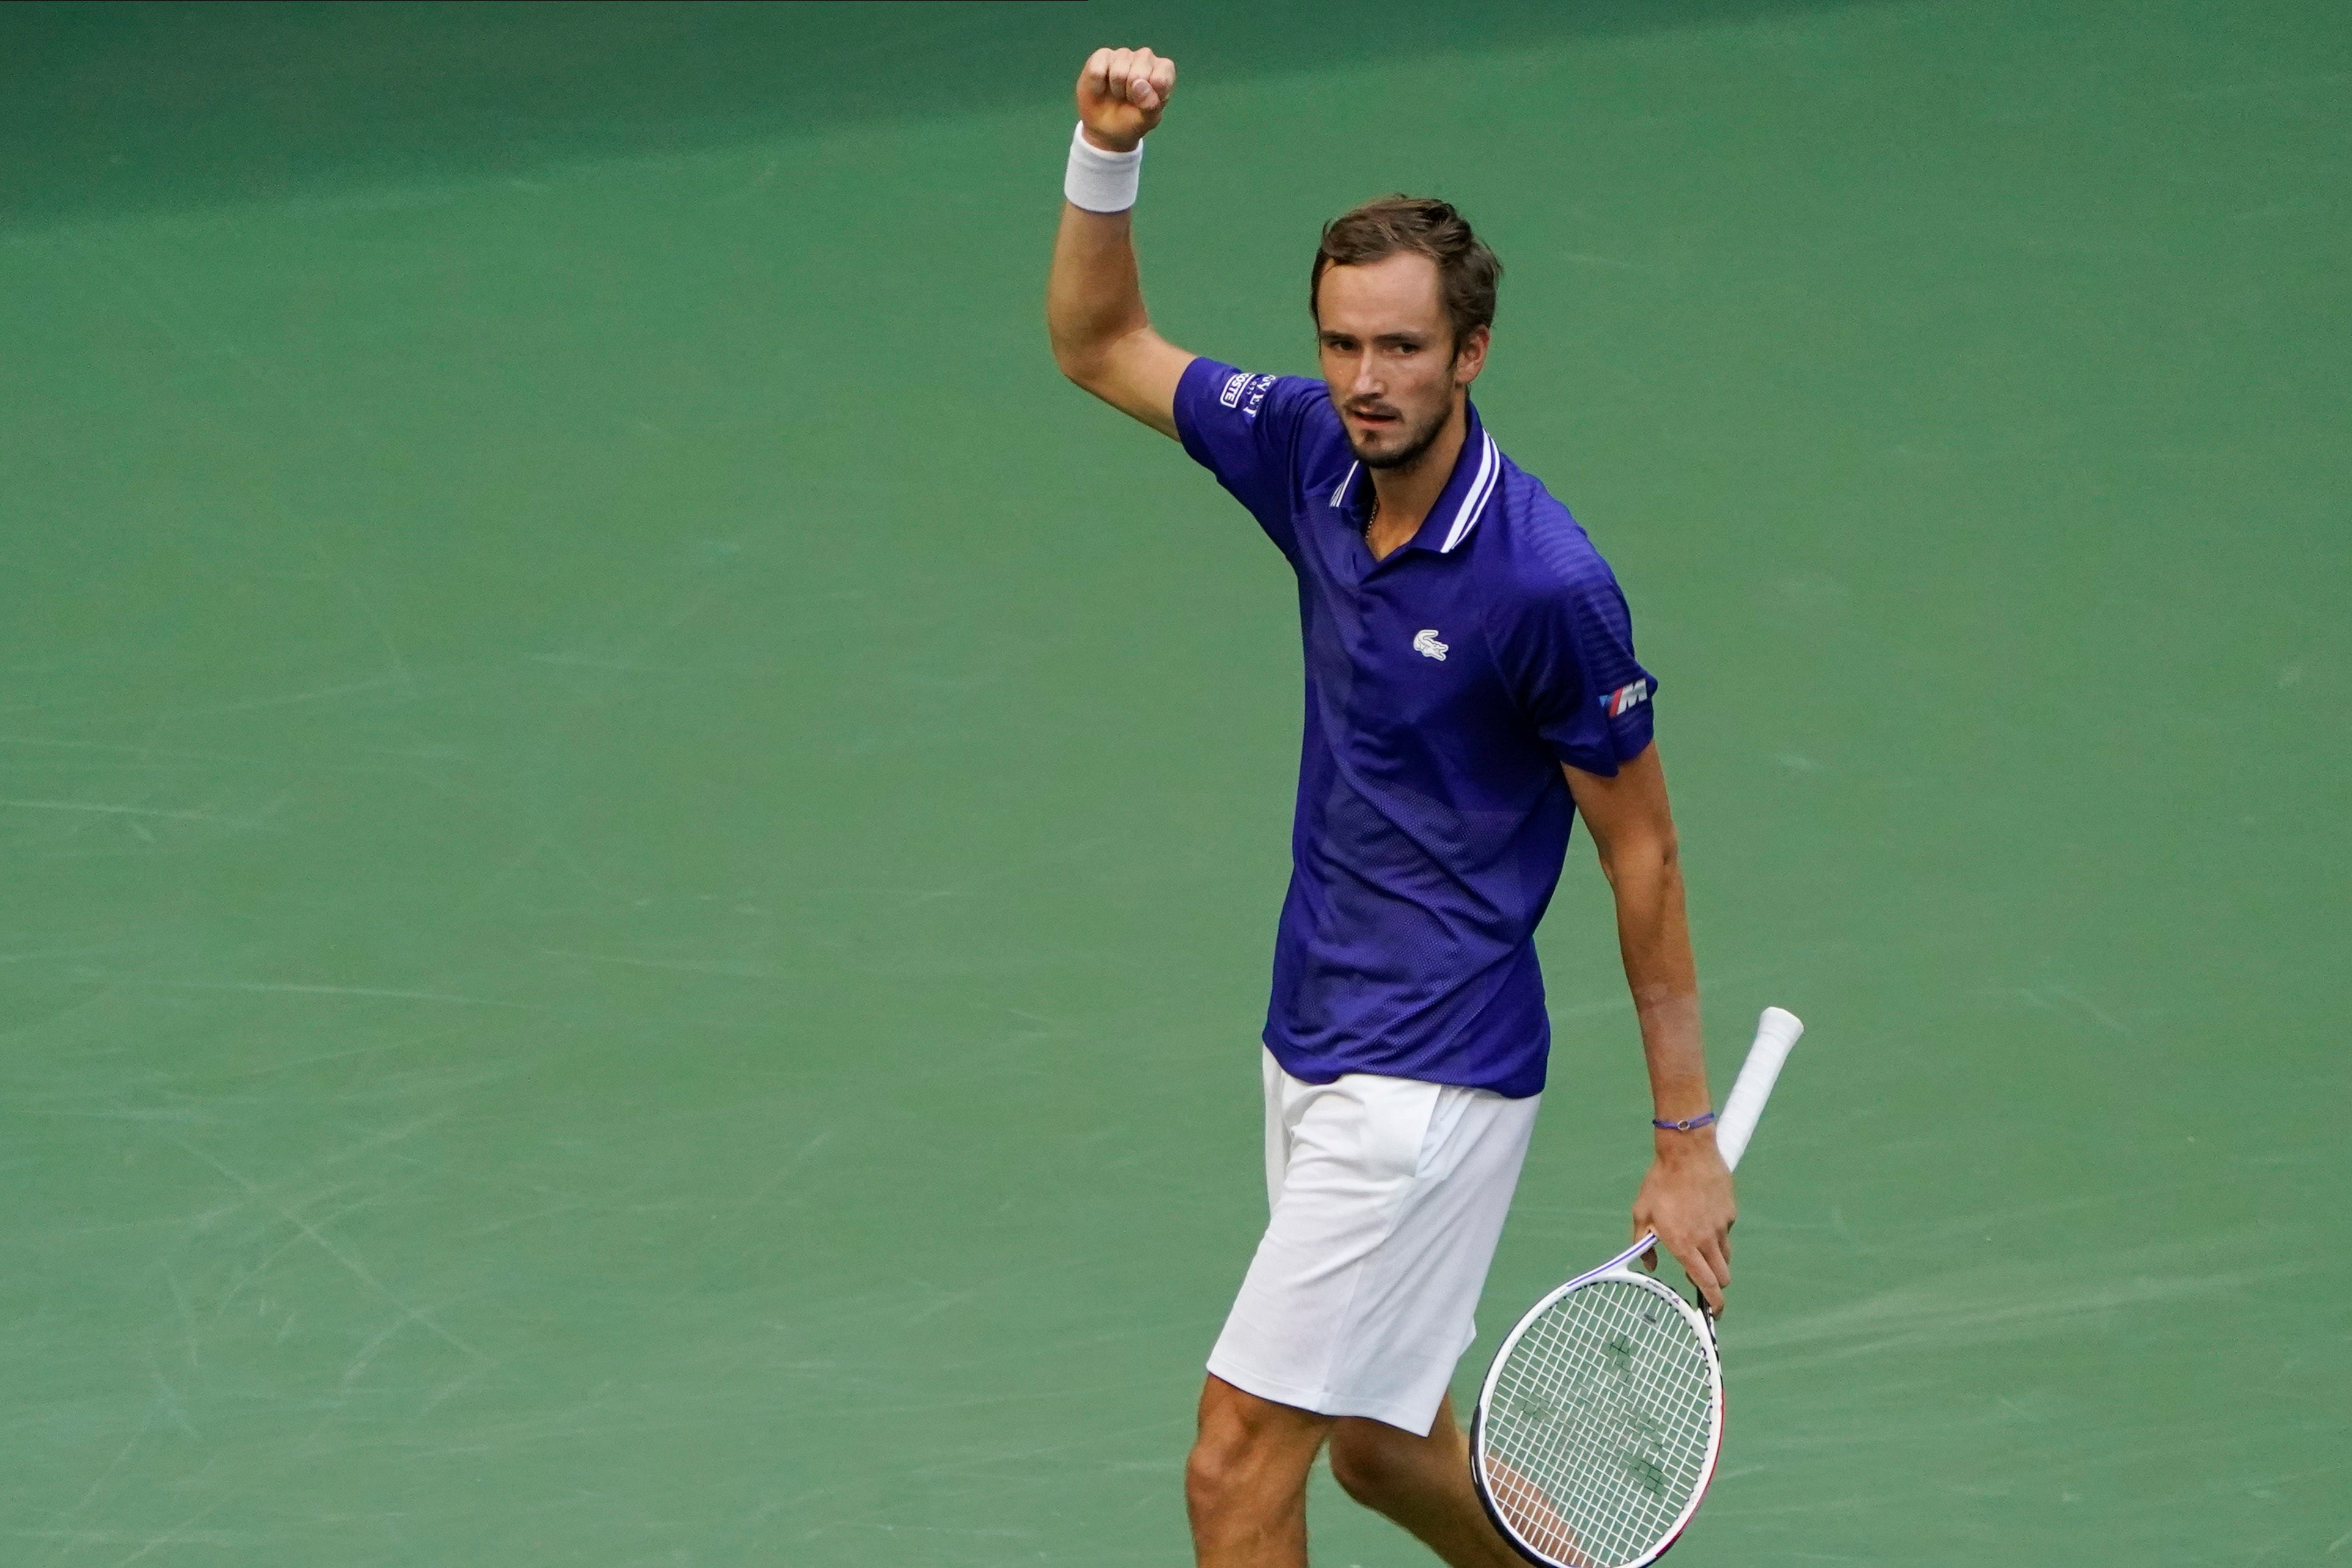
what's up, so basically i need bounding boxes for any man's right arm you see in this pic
[1047,48,1195,441]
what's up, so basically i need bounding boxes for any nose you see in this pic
[1347,348,1382,401]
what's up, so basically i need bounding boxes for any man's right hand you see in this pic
[1049,45,1194,438]
[1077,46,1176,153]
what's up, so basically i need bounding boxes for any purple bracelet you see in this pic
[1652,1111,1717,1132]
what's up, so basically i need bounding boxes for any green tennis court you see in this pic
[3,2,2345,1562]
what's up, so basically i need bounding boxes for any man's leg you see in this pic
[1186,1374,1333,1568]
[1325,1393,1525,1568]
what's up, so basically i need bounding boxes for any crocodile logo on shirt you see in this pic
[1412,629,1449,661]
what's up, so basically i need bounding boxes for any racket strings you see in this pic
[1479,1278,1716,1567]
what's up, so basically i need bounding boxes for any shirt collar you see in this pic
[1327,402,1502,556]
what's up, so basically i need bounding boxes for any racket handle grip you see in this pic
[1714,1006,1804,1172]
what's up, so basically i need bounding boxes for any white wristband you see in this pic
[1064,122,1143,213]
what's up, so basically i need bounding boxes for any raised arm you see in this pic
[1564,743,1738,1314]
[1046,47,1195,440]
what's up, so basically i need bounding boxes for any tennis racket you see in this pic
[1470,1005,1804,1568]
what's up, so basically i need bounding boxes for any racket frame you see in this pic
[1468,1006,1801,1568]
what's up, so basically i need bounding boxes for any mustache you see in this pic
[1344,400,1403,420]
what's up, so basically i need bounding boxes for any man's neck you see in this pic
[1364,397,1468,561]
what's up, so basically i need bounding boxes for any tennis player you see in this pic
[1045,48,1736,1568]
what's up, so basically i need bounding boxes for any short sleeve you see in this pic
[1492,558,1657,778]
[1172,357,1325,556]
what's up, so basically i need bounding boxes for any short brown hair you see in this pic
[1310,195,1502,353]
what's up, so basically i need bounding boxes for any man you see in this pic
[1046,47,1736,1568]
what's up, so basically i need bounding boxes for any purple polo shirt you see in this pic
[1174,358,1657,1098]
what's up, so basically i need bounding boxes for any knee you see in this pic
[1184,1432,1248,1519]
[1186,1385,1319,1531]
[1185,1382,1336,1542]
[1327,1429,1410,1512]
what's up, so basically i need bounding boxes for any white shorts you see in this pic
[1206,1048,1541,1435]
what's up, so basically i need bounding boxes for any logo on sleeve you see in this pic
[1222,371,1277,419]
[1412,629,1450,661]
[1602,679,1650,717]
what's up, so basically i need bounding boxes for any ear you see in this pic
[1453,323,1491,387]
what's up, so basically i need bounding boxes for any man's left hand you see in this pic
[1631,1138,1736,1315]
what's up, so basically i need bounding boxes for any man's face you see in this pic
[1314,251,1489,471]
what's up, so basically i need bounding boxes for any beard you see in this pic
[1341,394,1454,473]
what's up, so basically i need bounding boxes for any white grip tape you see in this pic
[1064,123,1143,213]
[1714,1006,1803,1172]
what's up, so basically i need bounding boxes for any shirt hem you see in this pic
[1260,1031,1547,1100]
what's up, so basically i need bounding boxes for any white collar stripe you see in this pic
[1330,462,1360,508]
[1439,433,1500,553]
[1439,434,1497,552]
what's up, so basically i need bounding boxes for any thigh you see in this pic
[1310,1086,1538,1427]
[1209,1072,1444,1419]
[1210,1075,1543,1435]
[1330,1391,1470,1463]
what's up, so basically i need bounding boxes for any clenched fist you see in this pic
[1077,46,1176,153]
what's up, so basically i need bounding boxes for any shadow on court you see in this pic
[0,0,1893,230]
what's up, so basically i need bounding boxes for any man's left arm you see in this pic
[1565,744,1737,1314]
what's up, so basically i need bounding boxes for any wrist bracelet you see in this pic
[1652,1111,1717,1132]
[1064,122,1143,213]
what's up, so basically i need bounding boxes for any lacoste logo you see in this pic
[1412,629,1449,661]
